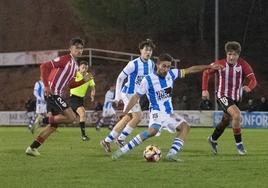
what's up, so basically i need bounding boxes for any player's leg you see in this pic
[208,113,231,154]
[165,116,190,161]
[116,111,142,147]
[227,104,246,155]
[112,124,160,160]
[76,106,89,141]
[100,114,131,152]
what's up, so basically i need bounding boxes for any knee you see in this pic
[232,112,241,122]
[177,122,190,133]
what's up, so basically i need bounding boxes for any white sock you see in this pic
[118,125,134,141]
[169,137,184,155]
[121,134,142,153]
[104,130,118,143]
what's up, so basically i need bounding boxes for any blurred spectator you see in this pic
[199,98,213,110]
[258,97,268,111]
[244,99,256,112]
[172,96,180,110]
[178,95,190,110]
[25,96,36,133]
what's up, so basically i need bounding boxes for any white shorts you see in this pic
[102,107,116,117]
[36,104,47,114]
[149,110,187,133]
[121,93,141,113]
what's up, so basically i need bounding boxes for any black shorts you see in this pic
[217,96,239,113]
[46,95,69,115]
[69,95,84,112]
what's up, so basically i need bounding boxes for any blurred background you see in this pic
[0,0,267,111]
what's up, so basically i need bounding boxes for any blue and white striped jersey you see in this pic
[137,69,185,115]
[103,89,115,110]
[121,57,155,94]
[33,80,46,102]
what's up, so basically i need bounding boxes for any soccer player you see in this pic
[30,79,47,133]
[112,53,222,161]
[25,38,92,156]
[100,39,156,152]
[202,41,257,155]
[70,60,95,141]
[96,85,116,130]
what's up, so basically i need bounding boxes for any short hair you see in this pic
[79,60,88,66]
[225,41,241,55]
[157,53,174,64]
[70,37,84,46]
[138,39,156,50]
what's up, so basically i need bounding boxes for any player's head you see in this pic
[79,60,88,74]
[225,41,241,65]
[69,37,84,57]
[156,53,173,77]
[139,39,155,61]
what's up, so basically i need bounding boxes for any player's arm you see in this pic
[40,61,54,96]
[242,62,257,92]
[90,86,96,102]
[185,63,222,74]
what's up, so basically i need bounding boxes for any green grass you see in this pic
[0,127,267,188]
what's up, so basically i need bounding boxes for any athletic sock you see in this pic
[104,130,118,143]
[118,125,134,141]
[168,137,184,155]
[80,122,86,136]
[233,128,242,143]
[120,134,143,154]
[30,136,45,149]
[211,126,225,141]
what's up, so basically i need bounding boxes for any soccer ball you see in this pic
[143,145,162,162]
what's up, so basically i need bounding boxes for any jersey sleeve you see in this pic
[122,61,135,75]
[170,69,186,80]
[50,55,70,68]
[88,79,95,88]
[242,60,254,78]
[136,78,147,96]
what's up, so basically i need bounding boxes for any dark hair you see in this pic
[225,41,241,55]
[138,39,156,50]
[79,60,88,66]
[70,37,84,46]
[157,53,174,64]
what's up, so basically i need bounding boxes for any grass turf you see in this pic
[0,127,267,188]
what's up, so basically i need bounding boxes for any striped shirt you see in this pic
[137,69,185,115]
[121,57,155,94]
[215,58,254,101]
[46,55,79,96]
[103,90,115,110]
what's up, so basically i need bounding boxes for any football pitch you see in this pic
[0,127,267,188]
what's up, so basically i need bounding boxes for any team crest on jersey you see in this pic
[235,66,241,72]
[53,57,60,62]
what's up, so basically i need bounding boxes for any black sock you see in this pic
[43,117,49,124]
[234,134,242,143]
[80,122,86,136]
[30,141,41,149]
[211,126,225,141]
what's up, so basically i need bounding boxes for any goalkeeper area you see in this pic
[0,127,267,188]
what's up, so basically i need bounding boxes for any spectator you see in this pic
[245,99,256,112]
[172,96,180,110]
[199,98,213,110]
[178,95,190,110]
[258,97,268,111]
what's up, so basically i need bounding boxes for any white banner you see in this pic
[0,51,58,66]
[0,110,213,127]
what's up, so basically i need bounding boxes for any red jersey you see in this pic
[202,58,255,102]
[41,55,79,96]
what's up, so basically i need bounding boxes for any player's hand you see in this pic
[202,90,210,100]
[44,86,51,96]
[209,63,224,70]
[83,73,94,82]
[242,86,251,93]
